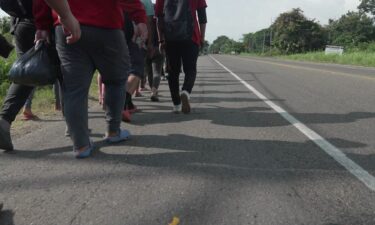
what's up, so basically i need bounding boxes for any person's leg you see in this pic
[0,21,36,124]
[0,21,36,150]
[23,89,34,111]
[124,41,145,117]
[152,52,164,91]
[179,41,199,114]
[145,56,153,89]
[150,52,164,102]
[165,41,183,107]
[181,41,199,94]
[127,75,140,95]
[55,26,95,151]
[97,74,104,106]
[92,28,130,139]
[22,88,38,120]
[53,81,62,111]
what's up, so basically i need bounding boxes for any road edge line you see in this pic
[210,55,375,191]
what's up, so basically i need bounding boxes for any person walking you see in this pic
[0,0,80,152]
[155,0,207,114]
[145,8,164,102]
[0,3,40,151]
[122,0,155,122]
[33,0,147,158]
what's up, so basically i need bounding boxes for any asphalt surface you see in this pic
[1,55,375,225]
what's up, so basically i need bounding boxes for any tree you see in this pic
[272,8,326,54]
[209,36,231,54]
[327,11,375,46]
[0,17,11,35]
[359,0,375,15]
[200,40,210,55]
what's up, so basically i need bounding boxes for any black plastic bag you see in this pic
[9,40,60,86]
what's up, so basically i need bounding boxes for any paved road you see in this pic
[1,55,375,225]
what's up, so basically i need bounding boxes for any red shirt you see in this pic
[155,0,207,46]
[34,0,147,30]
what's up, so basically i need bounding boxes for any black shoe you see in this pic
[0,125,13,151]
[151,94,159,102]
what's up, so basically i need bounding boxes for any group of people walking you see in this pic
[0,0,208,159]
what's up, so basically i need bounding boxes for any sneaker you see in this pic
[122,110,131,123]
[74,140,95,159]
[65,126,70,137]
[180,91,191,114]
[104,129,131,144]
[172,104,182,114]
[151,95,159,102]
[0,125,13,151]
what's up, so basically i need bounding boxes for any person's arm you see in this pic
[155,0,165,51]
[33,0,53,43]
[121,0,148,41]
[43,0,81,44]
[197,6,207,46]
[146,16,155,56]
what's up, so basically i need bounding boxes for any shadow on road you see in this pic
[0,209,15,225]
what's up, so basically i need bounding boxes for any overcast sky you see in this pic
[1,0,360,43]
[205,0,360,42]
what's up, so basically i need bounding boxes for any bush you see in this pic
[0,50,16,105]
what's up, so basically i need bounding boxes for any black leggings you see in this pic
[165,40,199,105]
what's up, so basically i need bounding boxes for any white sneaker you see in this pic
[180,90,191,114]
[172,104,182,114]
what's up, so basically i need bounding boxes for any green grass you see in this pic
[278,51,375,67]
[0,51,16,106]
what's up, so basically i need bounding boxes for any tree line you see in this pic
[210,0,375,55]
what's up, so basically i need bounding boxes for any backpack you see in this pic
[0,0,33,19]
[163,0,194,41]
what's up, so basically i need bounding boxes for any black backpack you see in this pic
[0,0,33,18]
[163,0,194,41]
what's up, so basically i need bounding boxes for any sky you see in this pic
[1,0,360,43]
[205,0,359,42]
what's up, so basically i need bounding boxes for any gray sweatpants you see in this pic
[55,26,130,149]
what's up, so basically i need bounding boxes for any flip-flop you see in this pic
[21,113,40,121]
[104,129,130,144]
[74,141,95,159]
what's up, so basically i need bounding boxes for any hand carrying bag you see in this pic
[9,40,60,86]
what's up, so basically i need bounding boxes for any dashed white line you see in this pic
[210,55,375,191]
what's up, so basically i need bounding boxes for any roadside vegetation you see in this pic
[209,0,375,67]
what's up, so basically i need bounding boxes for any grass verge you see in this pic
[278,51,375,67]
[239,51,375,68]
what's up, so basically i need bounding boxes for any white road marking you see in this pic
[210,55,375,191]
